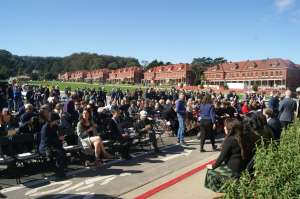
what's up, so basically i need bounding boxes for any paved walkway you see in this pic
[122,147,219,199]
[1,138,221,199]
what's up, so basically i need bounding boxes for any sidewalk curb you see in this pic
[134,159,216,199]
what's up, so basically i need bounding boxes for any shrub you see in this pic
[224,120,300,198]
[252,84,258,92]
[223,84,229,90]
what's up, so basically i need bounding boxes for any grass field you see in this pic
[27,81,251,100]
[27,80,169,92]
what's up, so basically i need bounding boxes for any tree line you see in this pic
[0,50,140,80]
[0,49,226,84]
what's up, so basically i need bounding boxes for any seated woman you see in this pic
[77,108,113,167]
[205,118,250,194]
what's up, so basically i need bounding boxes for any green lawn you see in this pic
[27,81,265,101]
[27,80,167,92]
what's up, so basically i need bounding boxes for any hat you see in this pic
[140,110,148,117]
[50,112,60,122]
[296,87,300,93]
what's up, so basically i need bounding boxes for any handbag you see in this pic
[204,166,233,193]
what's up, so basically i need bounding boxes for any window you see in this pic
[279,71,283,75]
[276,71,279,76]
[270,72,273,76]
[262,72,265,76]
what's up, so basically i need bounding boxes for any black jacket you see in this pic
[213,135,246,175]
[108,118,124,141]
[267,117,282,140]
[39,123,62,154]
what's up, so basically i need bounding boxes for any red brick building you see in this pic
[108,66,143,83]
[143,64,194,85]
[58,72,70,81]
[58,70,88,81]
[85,69,110,83]
[203,58,300,90]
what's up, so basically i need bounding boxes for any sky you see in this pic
[0,0,300,64]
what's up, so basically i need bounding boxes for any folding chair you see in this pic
[12,134,40,184]
[0,137,17,183]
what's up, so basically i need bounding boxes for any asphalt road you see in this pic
[0,135,221,199]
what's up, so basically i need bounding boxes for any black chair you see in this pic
[12,134,40,184]
[0,136,17,182]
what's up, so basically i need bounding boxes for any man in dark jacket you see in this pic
[278,90,297,129]
[108,108,132,159]
[39,112,66,178]
[134,111,160,153]
[264,108,282,141]
[268,91,279,117]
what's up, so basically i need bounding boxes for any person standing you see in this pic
[175,93,186,145]
[295,87,300,118]
[268,90,279,117]
[278,90,297,129]
[198,94,217,152]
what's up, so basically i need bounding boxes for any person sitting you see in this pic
[128,100,139,119]
[77,108,113,167]
[263,108,282,141]
[241,101,250,114]
[15,116,41,153]
[20,103,37,125]
[108,108,132,159]
[39,112,66,178]
[134,111,160,153]
[0,108,14,137]
[244,112,274,147]
[55,103,77,145]
[205,118,250,194]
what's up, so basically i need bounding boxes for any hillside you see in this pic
[0,50,141,80]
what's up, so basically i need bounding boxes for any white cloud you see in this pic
[275,0,296,12]
[290,9,300,23]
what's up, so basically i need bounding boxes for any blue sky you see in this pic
[0,0,299,63]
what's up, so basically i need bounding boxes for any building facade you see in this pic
[203,58,300,90]
[85,69,110,83]
[143,64,194,85]
[107,66,143,83]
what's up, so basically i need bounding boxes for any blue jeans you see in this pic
[177,113,185,142]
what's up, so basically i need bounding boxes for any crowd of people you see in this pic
[1,81,300,198]
[205,88,300,198]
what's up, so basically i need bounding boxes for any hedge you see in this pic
[224,119,300,198]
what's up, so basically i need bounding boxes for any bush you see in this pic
[252,84,258,92]
[224,120,300,198]
[223,84,229,90]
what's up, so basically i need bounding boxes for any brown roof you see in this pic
[205,58,298,73]
[145,64,191,73]
[110,66,142,73]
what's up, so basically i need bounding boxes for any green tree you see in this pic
[191,57,227,85]
[144,60,172,70]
